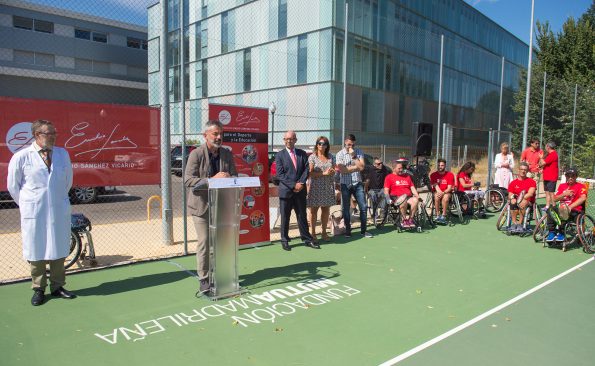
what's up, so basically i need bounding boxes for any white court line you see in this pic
[379,256,595,366]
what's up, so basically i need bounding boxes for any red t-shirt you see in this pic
[521,147,543,173]
[384,173,414,197]
[430,171,455,192]
[508,177,537,203]
[556,182,587,212]
[542,150,559,181]
[456,172,472,192]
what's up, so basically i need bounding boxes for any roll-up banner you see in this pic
[208,103,270,246]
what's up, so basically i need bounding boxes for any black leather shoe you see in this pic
[281,242,291,251]
[31,289,45,306]
[51,287,77,299]
[305,241,321,249]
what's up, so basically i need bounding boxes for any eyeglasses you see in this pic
[283,138,296,141]
[317,141,328,146]
[37,131,57,136]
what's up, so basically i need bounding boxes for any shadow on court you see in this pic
[240,260,339,289]
[75,270,192,296]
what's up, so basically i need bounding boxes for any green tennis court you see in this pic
[1,214,593,366]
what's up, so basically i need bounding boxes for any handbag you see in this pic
[329,210,346,236]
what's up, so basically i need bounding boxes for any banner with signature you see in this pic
[208,103,270,247]
[0,97,160,191]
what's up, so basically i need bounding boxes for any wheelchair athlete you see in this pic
[384,160,420,228]
[429,158,455,225]
[457,161,486,218]
[545,167,587,243]
[506,162,537,233]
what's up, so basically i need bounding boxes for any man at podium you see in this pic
[185,120,237,293]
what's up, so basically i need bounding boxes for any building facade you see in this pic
[148,0,528,146]
[0,0,148,105]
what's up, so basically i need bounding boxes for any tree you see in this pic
[510,3,595,175]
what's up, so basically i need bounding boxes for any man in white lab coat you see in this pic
[7,120,77,306]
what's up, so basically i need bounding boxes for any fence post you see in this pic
[487,129,494,187]
[457,146,461,168]
[463,145,467,163]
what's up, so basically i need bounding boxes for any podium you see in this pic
[206,177,260,300]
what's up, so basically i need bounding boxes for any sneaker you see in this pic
[555,233,565,242]
[541,206,549,213]
[345,231,352,238]
[437,216,447,225]
[362,232,374,238]
[545,232,556,242]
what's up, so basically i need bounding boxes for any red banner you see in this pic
[208,103,270,246]
[0,97,160,191]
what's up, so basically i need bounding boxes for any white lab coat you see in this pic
[7,144,73,261]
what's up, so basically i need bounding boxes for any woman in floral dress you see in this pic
[307,136,336,242]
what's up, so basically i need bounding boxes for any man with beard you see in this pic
[185,120,237,293]
[429,158,455,225]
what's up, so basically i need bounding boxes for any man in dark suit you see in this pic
[275,130,318,251]
[185,120,237,293]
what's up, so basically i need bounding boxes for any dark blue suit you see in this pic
[275,148,313,244]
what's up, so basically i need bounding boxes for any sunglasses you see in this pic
[374,162,383,166]
[317,141,328,146]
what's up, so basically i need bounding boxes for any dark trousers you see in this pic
[279,191,313,243]
[341,183,367,234]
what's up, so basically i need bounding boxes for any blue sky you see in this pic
[464,0,592,44]
[26,0,592,45]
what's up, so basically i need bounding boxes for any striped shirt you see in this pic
[336,147,364,185]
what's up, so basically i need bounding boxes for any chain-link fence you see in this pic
[1,0,594,283]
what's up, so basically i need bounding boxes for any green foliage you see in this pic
[185,139,200,146]
[511,3,595,176]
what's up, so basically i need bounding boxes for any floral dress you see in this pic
[307,153,336,207]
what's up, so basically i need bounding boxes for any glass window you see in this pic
[183,26,189,63]
[13,50,34,65]
[93,32,108,43]
[35,52,54,67]
[278,0,287,39]
[168,0,180,31]
[75,29,91,40]
[127,37,141,49]
[75,58,92,72]
[34,19,53,33]
[201,60,208,97]
[13,16,33,30]
[243,48,251,91]
[201,22,208,57]
[195,22,202,60]
[168,31,180,66]
[169,66,180,102]
[297,34,307,84]
[142,40,148,50]
[221,11,229,53]
[93,61,109,74]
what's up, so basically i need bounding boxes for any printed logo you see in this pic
[6,122,33,154]
[218,110,232,125]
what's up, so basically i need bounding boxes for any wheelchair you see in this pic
[533,206,595,253]
[484,184,507,213]
[426,189,465,225]
[496,198,542,237]
[375,194,434,232]
[65,213,96,269]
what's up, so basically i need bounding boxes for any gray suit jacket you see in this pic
[184,144,237,217]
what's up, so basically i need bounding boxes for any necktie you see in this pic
[290,149,297,169]
[41,149,51,171]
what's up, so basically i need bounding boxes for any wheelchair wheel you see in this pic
[485,189,505,213]
[562,221,579,252]
[496,207,508,231]
[65,231,82,269]
[532,215,548,243]
[577,214,595,254]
